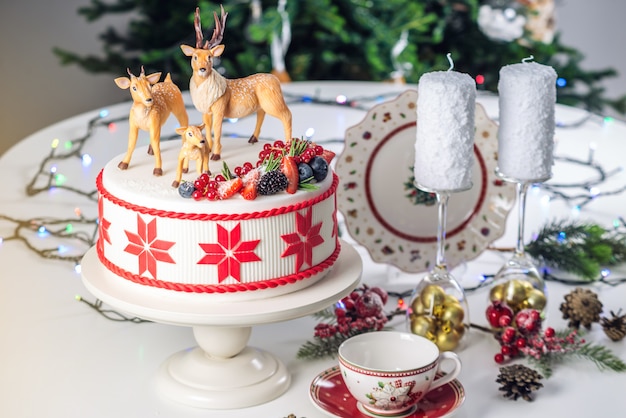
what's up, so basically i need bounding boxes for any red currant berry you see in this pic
[199,173,211,184]
[192,190,204,201]
[515,338,527,348]
[501,345,512,356]
[206,180,219,190]
[273,140,285,148]
[214,174,226,182]
[494,353,505,364]
[314,145,324,155]
[544,327,555,338]
[263,143,272,151]
[194,179,207,190]
[243,162,254,171]
[234,166,243,176]
[206,190,218,200]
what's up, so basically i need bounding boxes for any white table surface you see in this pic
[1,81,626,417]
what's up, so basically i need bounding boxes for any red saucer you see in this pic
[309,366,465,418]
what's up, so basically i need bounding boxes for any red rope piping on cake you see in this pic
[96,171,339,221]
[96,240,341,293]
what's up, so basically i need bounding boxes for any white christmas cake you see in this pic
[96,136,339,301]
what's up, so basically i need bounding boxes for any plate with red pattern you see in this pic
[310,366,465,418]
[336,90,516,273]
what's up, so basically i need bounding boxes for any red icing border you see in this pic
[96,171,339,221]
[97,240,341,293]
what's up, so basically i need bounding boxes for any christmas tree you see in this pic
[53,0,626,114]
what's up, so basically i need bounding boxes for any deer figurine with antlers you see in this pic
[180,6,292,161]
[114,67,189,176]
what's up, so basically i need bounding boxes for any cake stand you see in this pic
[80,240,362,409]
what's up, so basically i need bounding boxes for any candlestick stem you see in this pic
[435,192,450,268]
[515,182,529,256]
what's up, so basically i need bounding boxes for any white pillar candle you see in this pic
[414,71,476,191]
[497,61,557,181]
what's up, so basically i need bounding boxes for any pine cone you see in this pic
[601,310,626,342]
[559,288,603,330]
[496,364,543,401]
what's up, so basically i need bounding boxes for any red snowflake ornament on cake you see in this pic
[97,195,112,247]
[124,215,175,279]
[281,207,324,273]
[198,223,261,282]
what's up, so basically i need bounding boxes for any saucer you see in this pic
[309,366,465,418]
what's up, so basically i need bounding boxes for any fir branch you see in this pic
[525,219,626,280]
[574,343,626,373]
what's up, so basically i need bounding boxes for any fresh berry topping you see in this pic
[240,168,260,200]
[297,162,314,183]
[214,174,226,182]
[257,170,288,195]
[178,181,195,198]
[321,149,336,164]
[217,177,243,200]
[280,155,299,194]
[192,189,204,201]
[309,156,329,182]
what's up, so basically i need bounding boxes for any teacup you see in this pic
[338,331,461,417]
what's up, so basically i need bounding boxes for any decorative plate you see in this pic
[336,90,515,273]
[310,366,465,418]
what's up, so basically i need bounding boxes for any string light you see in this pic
[556,77,567,87]
[51,138,60,149]
[475,74,485,85]
[99,109,109,118]
[335,94,347,104]
[305,127,315,139]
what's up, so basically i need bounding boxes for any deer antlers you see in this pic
[194,6,228,50]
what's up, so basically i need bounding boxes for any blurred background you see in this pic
[1,0,624,157]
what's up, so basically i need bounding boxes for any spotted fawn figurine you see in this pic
[171,124,210,188]
[180,6,292,161]
[114,67,189,176]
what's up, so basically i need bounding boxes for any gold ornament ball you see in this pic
[444,293,461,305]
[435,328,462,351]
[410,314,437,337]
[420,284,446,309]
[525,288,547,311]
[489,284,505,302]
[441,302,465,328]
[504,280,527,309]
[410,295,426,316]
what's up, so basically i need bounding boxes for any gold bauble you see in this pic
[410,314,437,337]
[504,279,527,309]
[525,288,547,311]
[435,328,461,351]
[444,293,461,305]
[420,284,446,309]
[441,302,465,328]
[410,296,426,316]
[489,284,505,302]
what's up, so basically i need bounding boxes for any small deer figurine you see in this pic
[180,6,292,161]
[171,124,210,188]
[114,67,189,176]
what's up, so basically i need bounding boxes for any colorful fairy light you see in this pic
[64,141,73,150]
[81,154,93,167]
[556,77,567,87]
[99,109,109,118]
[51,138,60,149]
[305,127,315,139]
[476,74,485,85]
[107,122,117,132]
[335,94,347,105]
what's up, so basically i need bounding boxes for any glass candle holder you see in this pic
[407,184,470,352]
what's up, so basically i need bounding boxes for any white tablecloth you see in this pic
[1,82,625,417]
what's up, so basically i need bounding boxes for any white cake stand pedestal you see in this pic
[80,241,362,409]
